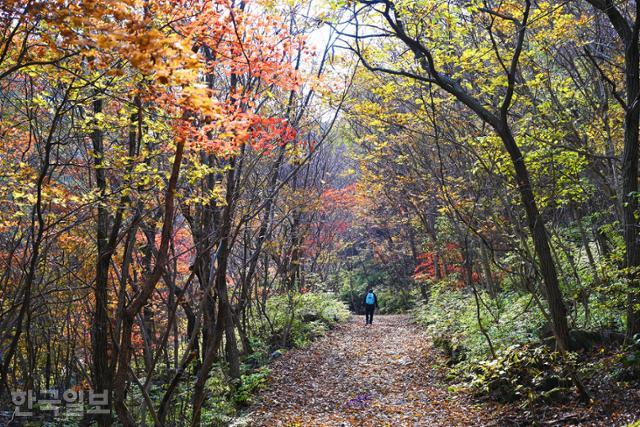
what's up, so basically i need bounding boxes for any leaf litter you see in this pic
[247,315,489,426]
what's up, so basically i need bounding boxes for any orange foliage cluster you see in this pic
[413,244,480,286]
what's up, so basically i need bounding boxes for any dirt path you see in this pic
[247,315,489,426]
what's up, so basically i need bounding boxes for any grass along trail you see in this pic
[247,315,489,426]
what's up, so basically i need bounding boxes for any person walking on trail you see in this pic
[363,288,379,325]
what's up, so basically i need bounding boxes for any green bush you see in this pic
[199,370,237,426]
[463,344,573,404]
[338,278,368,313]
[376,288,417,314]
[414,282,546,362]
[260,292,350,349]
[233,367,270,406]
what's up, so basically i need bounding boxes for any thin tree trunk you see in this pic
[113,137,185,426]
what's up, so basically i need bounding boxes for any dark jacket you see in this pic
[363,292,379,309]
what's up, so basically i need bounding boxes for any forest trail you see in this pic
[247,315,490,426]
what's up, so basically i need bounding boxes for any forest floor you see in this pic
[245,314,640,427]
[245,315,491,426]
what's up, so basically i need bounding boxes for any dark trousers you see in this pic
[365,304,375,324]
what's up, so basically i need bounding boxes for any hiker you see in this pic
[363,288,379,325]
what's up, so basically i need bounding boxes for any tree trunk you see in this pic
[622,25,640,338]
[217,158,241,380]
[479,242,497,298]
[497,126,571,351]
[91,96,112,427]
[585,0,640,340]
[113,137,185,426]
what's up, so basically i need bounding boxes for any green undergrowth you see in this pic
[414,282,545,363]
[458,344,575,405]
[260,292,351,349]
[413,281,637,407]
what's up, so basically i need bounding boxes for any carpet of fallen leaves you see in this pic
[246,315,490,426]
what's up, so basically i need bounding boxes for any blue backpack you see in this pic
[365,292,375,305]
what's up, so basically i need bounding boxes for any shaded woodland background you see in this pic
[2,0,640,425]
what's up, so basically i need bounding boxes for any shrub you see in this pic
[414,283,545,362]
[376,288,417,314]
[260,292,350,349]
[464,344,573,404]
[613,334,640,382]
[199,371,237,426]
[233,367,270,406]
